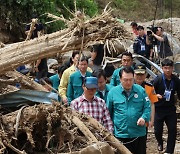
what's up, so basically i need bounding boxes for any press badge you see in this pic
[164,89,171,101]
[141,45,145,51]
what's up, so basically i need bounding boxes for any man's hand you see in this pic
[157,94,163,99]
[137,117,145,126]
[62,97,68,104]
[151,31,155,36]
[148,120,154,128]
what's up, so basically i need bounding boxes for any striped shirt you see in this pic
[70,94,113,132]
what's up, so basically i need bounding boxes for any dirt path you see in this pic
[147,119,180,154]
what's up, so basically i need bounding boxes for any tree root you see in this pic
[3,140,27,154]
[0,103,131,153]
[71,115,98,143]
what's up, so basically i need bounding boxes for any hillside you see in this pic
[95,0,180,21]
[0,0,180,43]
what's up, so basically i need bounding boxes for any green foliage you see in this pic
[110,0,180,21]
[114,0,139,10]
[0,0,98,41]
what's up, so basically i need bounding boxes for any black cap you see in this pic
[137,25,144,30]
[134,63,146,74]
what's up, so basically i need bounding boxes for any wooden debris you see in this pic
[0,9,132,75]
[72,110,131,154]
[25,19,37,41]
[0,103,131,153]
[71,116,98,143]
[5,70,47,91]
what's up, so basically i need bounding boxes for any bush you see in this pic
[0,0,98,41]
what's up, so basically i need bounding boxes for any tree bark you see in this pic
[5,70,47,91]
[0,10,131,75]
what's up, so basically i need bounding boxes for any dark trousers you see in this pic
[36,68,48,80]
[154,110,177,153]
[118,136,146,154]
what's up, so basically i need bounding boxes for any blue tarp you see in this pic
[0,89,59,107]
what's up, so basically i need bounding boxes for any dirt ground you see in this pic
[147,118,180,154]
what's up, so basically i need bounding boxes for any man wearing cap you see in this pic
[110,51,133,86]
[107,66,151,154]
[67,56,92,103]
[70,77,113,132]
[134,63,158,128]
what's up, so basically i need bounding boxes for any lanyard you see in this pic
[162,74,173,90]
[138,37,145,45]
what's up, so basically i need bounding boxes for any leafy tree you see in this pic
[0,0,98,42]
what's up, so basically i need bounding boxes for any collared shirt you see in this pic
[58,65,77,99]
[95,84,113,103]
[49,74,60,90]
[70,94,114,132]
[110,66,134,86]
[67,70,92,103]
[58,65,92,99]
[107,83,151,138]
[110,67,122,86]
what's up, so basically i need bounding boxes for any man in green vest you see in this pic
[107,66,151,154]
[110,51,133,86]
[67,56,92,104]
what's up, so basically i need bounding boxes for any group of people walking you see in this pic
[24,15,180,154]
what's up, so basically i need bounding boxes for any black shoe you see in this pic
[157,144,163,151]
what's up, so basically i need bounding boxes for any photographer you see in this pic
[151,27,173,59]
[133,25,153,61]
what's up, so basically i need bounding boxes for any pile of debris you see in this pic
[0,102,131,154]
[0,8,132,75]
[0,7,133,154]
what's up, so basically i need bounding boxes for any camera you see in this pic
[147,26,158,45]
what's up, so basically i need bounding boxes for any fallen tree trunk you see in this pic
[71,116,98,143]
[5,70,47,91]
[0,9,131,75]
[72,111,131,154]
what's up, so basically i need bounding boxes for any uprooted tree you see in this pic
[0,102,131,154]
[0,8,132,75]
[0,7,133,154]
